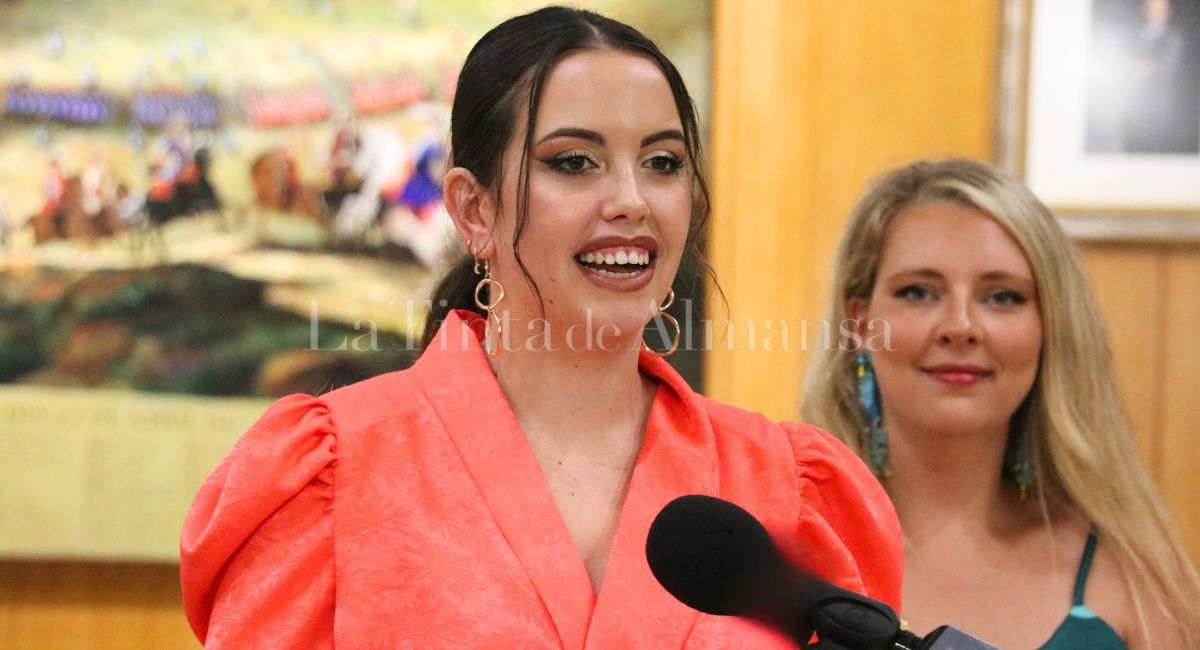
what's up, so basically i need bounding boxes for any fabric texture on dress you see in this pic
[180,310,903,648]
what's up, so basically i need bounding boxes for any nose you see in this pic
[602,163,648,223]
[936,295,979,346]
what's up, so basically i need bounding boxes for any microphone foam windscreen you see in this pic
[645,494,784,616]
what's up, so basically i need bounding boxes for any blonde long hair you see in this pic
[802,158,1200,643]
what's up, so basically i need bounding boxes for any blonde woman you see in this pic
[803,159,1199,648]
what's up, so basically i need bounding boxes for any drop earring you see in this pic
[642,290,680,358]
[856,352,889,477]
[1007,430,1035,501]
[469,241,504,357]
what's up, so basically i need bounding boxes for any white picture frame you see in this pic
[1000,0,1200,241]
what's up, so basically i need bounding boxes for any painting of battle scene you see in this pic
[0,0,710,401]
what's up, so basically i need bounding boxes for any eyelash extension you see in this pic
[645,153,684,174]
[544,151,597,174]
[542,151,686,175]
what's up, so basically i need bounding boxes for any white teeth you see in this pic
[575,249,653,266]
[592,267,639,279]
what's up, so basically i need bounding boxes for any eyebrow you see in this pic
[889,267,1034,284]
[536,128,603,146]
[640,129,685,147]
[888,267,942,280]
[533,127,685,148]
[980,270,1035,285]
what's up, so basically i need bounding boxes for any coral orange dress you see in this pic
[181,311,902,648]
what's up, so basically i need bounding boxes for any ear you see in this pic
[443,167,497,258]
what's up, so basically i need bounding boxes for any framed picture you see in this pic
[1000,0,1200,240]
[0,0,712,562]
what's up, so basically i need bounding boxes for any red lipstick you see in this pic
[922,363,993,387]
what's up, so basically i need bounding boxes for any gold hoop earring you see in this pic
[472,256,504,357]
[643,289,679,358]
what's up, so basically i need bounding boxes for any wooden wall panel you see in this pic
[1161,250,1200,559]
[709,0,1001,420]
[1077,245,1167,471]
[0,561,196,649]
[1076,243,1200,562]
[709,0,816,418]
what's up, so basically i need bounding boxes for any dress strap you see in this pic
[1072,530,1100,606]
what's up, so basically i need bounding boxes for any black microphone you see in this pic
[645,495,998,650]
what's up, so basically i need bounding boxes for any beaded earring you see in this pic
[1007,430,1035,501]
[856,352,889,477]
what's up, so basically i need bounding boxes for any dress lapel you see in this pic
[413,311,595,648]
[583,352,719,648]
[414,313,723,648]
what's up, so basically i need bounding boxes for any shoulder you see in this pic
[701,394,885,494]
[694,395,785,445]
[693,394,893,518]
[183,365,424,536]
[695,393,860,455]
[1084,532,1192,649]
[693,396,903,607]
[180,393,339,642]
[693,396,841,476]
[781,418,903,607]
[180,364,428,552]
[1082,540,1135,642]
[202,393,338,498]
[319,367,421,429]
[181,393,338,553]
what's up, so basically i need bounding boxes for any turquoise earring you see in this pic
[1007,430,1035,501]
[856,352,889,477]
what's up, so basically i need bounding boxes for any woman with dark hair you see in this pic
[181,7,902,647]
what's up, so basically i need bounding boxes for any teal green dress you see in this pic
[1039,531,1126,649]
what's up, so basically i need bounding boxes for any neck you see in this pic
[884,419,1019,545]
[487,327,653,448]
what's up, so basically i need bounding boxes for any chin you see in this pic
[561,304,653,350]
[592,307,654,333]
[916,410,1008,438]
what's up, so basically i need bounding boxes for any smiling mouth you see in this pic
[574,247,654,279]
[922,366,995,386]
[922,365,993,377]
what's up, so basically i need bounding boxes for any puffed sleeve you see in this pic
[783,421,904,611]
[180,394,337,648]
